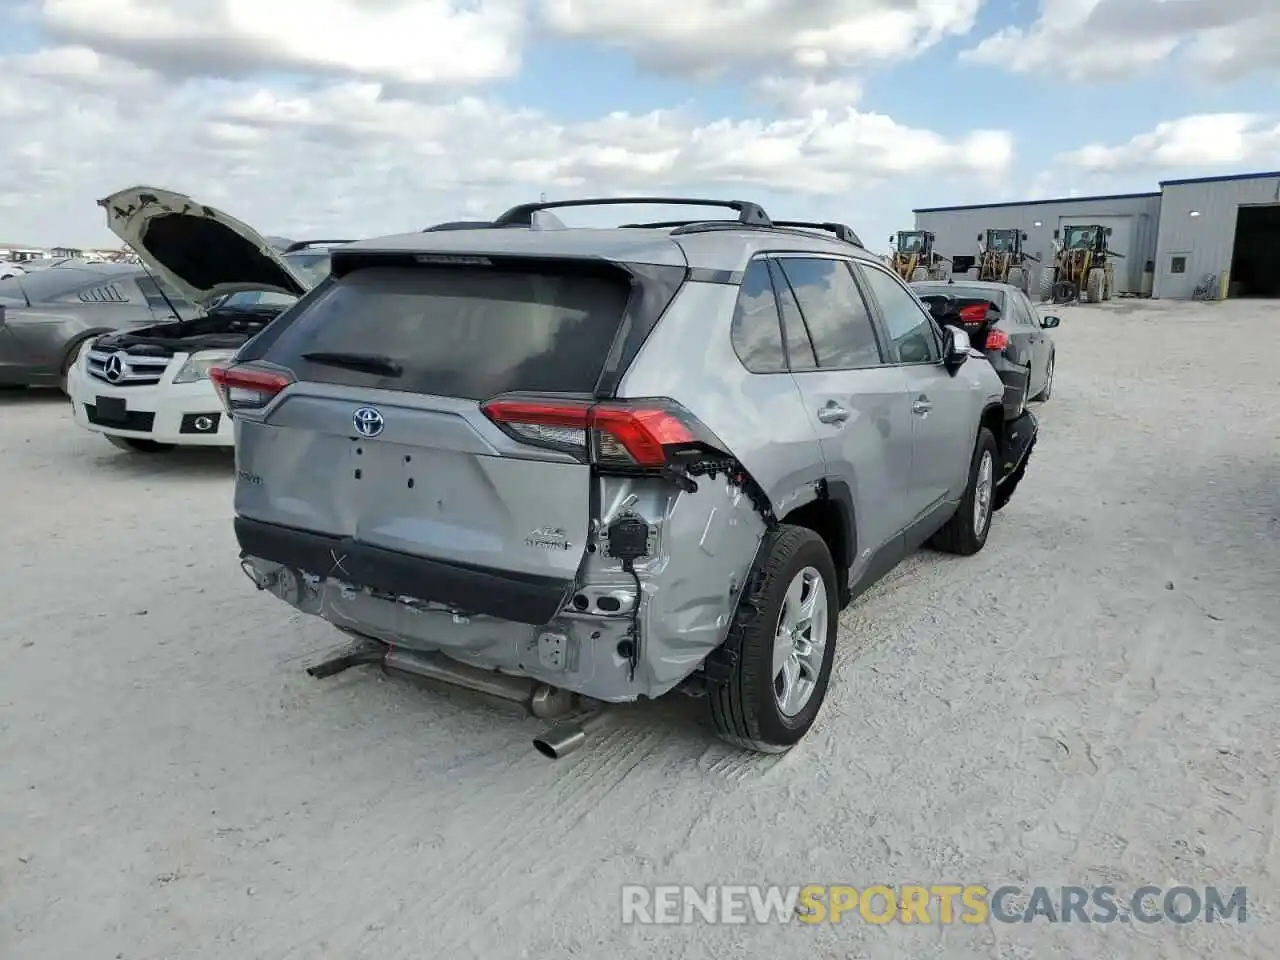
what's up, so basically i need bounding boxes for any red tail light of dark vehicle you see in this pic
[958,303,988,326]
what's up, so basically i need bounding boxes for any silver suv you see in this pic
[216,198,1036,755]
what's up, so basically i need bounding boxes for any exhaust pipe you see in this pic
[533,710,608,760]
[354,646,574,719]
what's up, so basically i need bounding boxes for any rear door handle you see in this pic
[816,403,849,424]
[912,399,932,415]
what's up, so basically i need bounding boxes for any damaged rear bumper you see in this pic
[234,516,567,625]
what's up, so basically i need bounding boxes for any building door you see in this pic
[1159,250,1194,299]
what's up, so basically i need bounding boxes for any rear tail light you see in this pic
[209,363,294,416]
[983,328,1010,352]
[480,396,723,470]
[958,303,988,326]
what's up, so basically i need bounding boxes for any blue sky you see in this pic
[0,0,1276,248]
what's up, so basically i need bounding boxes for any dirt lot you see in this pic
[2,298,1278,959]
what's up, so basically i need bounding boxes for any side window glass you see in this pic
[729,260,787,374]
[135,274,192,308]
[1006,294,1027,326]
[1020,293,1038,326]
[858,265,940,364]
[767,260,817,372]
[775,257,883,369]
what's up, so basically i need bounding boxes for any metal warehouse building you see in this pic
[914,170,1280,300]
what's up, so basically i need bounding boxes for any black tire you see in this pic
[993,435,1035,513]
[930,427,998,556]
[708,525,838,753]
[105,436,176,453]
[1033,351,1054,402]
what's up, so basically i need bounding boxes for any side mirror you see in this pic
[1052,229,1060,239]
[1105,227,1113,236]
[1022,232,1028,241]
[944,326,971,373]
[1040,315,1061,329]
[976,233,982,241]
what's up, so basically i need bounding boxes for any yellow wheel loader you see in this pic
[973,228,1039,295]
[1048,224,1123,304]
[889,230,951,282]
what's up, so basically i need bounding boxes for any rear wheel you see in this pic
[910,267,929,282]
[708,525,838,753]
[930,427,998,556]
[1102,269,1114,301]
[1007,266,1026,293]
[1086,268,1104,304]
[105,436,176,454]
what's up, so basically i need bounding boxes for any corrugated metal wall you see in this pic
[1153,175,1280,298]
[914,194,1162,297]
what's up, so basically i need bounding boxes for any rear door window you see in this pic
[729,260,787,373]
[262,264,633,400]
[767,260,818,372]
[775,257,884,369]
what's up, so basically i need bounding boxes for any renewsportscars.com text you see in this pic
[620,884,1248,925]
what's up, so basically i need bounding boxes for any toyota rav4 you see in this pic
[218,197,1038,755]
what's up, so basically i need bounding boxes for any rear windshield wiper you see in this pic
[300,351,403,377]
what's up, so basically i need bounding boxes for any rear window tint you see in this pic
[262,265,631,400]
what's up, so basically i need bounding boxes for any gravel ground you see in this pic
[2,298,1278,959]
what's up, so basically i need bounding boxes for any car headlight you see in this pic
[174,349,238,384]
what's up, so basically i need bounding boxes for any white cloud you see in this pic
[0,49,1014,245]
[538,0,983,74]
[39,0,526,85]
[962,0,1278,81]
[1059,114,1280,172]
[752,75,864,112]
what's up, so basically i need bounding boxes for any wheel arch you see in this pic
[776,477,857,608]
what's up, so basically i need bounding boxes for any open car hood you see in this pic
[98,186,310,305]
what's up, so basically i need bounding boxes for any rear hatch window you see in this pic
[259,264,633,399]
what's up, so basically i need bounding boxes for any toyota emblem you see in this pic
[353,406,384,438]
[104,352,128,382]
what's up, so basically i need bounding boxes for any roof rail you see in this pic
[283,239,353,252]
[421,220,499,232]
[492,197,773,228]
[772,220,863,248]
